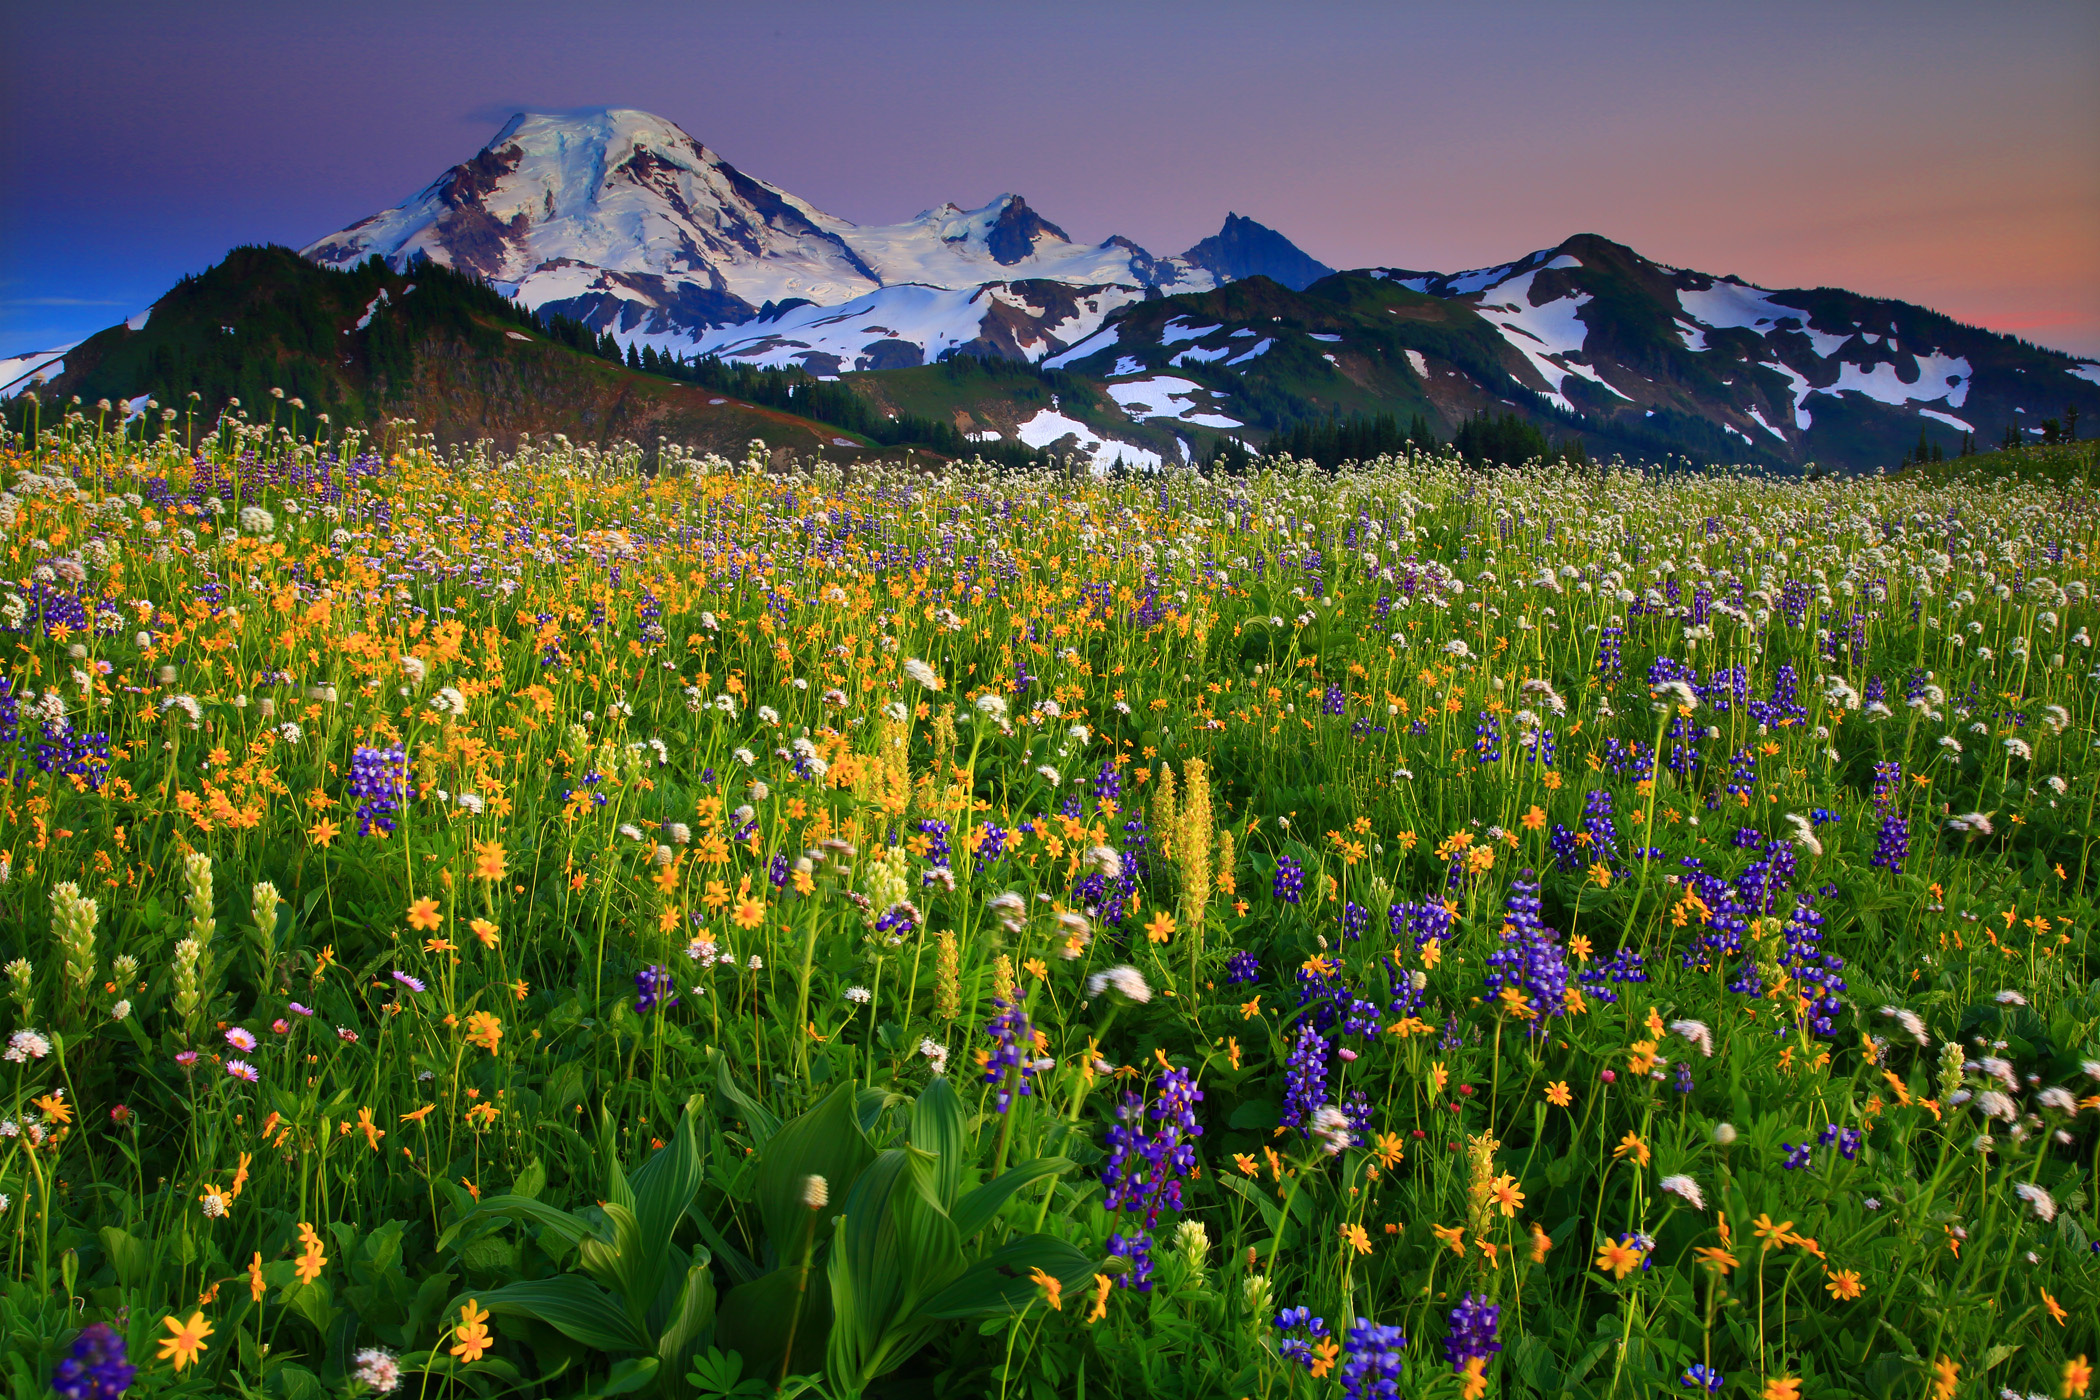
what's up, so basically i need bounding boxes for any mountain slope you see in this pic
[1373,234,2100,464]
[1004,235,2100,471]
[0,246,924,457]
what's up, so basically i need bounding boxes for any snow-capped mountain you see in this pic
[303,109,1242,350]
[1035,233,2100,468]
[1367,234,2097,452]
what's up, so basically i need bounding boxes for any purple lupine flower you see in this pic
[1105,1231,1153,1291]
[634,965,677,1014]
[49,1321,134,1399]
[1443,1293,1501,1371]
[1869,812,1910,871]
[1224,949,1262,985]
[347,744,408,837]
[1274,1308,1332,1373]
[1481,873,1568,1022]
[1281,1025,1330,1132]
[1341,1317,1408,1400]
[1472,710,1502,763]
[1273,854,1305,904]
[1099,1065,1204,1290]
[980,998,1040,1113]
[1682,1364,1725,1392]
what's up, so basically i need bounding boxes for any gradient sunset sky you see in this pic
[3,0,2096,357]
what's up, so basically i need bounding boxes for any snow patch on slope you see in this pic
[1014,407,1165,473]
[1105,376,1243,430]
[1473,268,1597,412]
[0,345,75,397]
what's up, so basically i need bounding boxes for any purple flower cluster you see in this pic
[1388,897,1454,949]
[1281,1025,1330,1131]
[50,1322,134,1399]
[1481,874,1569,1022]
[347,744,407,837]
[1598,625,1625,683]
[1443,1292,1501,1370]
[1275,1307,1332,1372]
[1225,949,1262,985]
[634,964,677,1014]
[980,997,1040,1113]
[1341,1317,1408,1400]
[1472,710,1502,763]
[1817,1123,1864,1160]
[1273,854,1305,904]
[1870,812,1910,871]
[1100,1065,1203,1291]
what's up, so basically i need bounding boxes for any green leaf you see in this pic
[909,1076,969,1208]
[686,1346,769,1397]
[630,1107,706,1249]
[577,1201,652,1315]
[717,1265,830,1382]
[582,1357,661,1397]
[716,1056,781,1149]
[656,1261,719,1378]
[466,1276,655,1353]
[949,1157,1072,1239]
[512,1157,548,1201]
[913,1235,1093,1319]
[436,1196,598,1256]
[756,1081,874,1260]
[98,1226,155,1288]
[685,1203,761,1287]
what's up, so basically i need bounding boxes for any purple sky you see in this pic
[4,0,2097,356]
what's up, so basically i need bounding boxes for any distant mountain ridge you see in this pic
[300,109,1300,343]
[10,106,2098,473]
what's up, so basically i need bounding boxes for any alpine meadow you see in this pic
[0,393,2093,1400]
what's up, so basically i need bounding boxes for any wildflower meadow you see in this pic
[0,399,2095,1400]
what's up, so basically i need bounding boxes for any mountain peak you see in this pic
[1179,213,1334,291]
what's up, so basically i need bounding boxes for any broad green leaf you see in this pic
[716,1056,781,1148]
[98,1226,155,1288]
[583,1356,661,1397]
[437,1195,597,1255]
[466,1276,654,1352]
[512,1157,548,1201]
[909,1075,968,1208]
[718,1265,830,1382]
[856,1086,902,1137]
[685,1202,760,1286]
[755,1082,874,1260]
[913,1235,1093,1319]
[630,1107,706,1248]
[949,1157,1072,1240]
[656,1261,718,1378]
